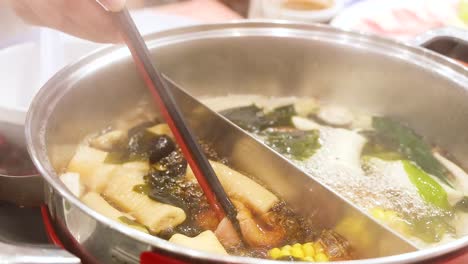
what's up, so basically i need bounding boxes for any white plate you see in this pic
[0,10,198,125]
[331,0,466,40]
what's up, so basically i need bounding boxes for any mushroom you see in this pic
[292,116,322,131]
[317,105,354,127]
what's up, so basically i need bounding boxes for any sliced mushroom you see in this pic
[350,114,373,131]
[317,105,354,127]
[437,180,464,207]
[434,152,468,194]
[291,116,322,131]
[294,98,320,117]
[319,128,367,170]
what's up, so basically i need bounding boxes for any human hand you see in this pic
[8,0,126,43]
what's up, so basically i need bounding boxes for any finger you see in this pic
[63,0,122,43]
[9,0,122,43]
[96,0,127,12]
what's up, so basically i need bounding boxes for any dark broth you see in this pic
[95,120,353,260]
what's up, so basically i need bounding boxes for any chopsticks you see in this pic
[112,8,240,232]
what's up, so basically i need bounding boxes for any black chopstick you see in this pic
[112,8,241,235]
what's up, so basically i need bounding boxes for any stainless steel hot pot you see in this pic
[11,22,468,263]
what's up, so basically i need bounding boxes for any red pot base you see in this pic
[40,204,467,263]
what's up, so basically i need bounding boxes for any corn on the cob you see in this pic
[268,242,329,262]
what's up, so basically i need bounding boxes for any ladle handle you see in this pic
[410,27,468,65]
[112,8,240,227]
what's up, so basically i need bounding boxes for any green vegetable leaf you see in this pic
[104,126,170,164]
[372,117,452,187]
[264,129,321,160]
[402,160,450,210]
[220,105,267,132]
[220,104,296,132]
[127,130,160,158]
[264,104,296,127]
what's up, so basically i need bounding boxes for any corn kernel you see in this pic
[314,242,324,254]
[268,242,329,262]
[315,253,329,262]
[280,246,291,257]
[291,247,304,259]
[268,248,281,259]
[370,207,410,234]
[371,207,386,219]
[303,243,315,257]
[293,243,302,249]
[385,210,398,218]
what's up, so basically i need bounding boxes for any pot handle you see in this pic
[409,27,468,63]
[0,240,81,264]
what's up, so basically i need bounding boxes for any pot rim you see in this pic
[26,21,468,263]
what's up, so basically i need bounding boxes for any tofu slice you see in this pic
[82,192,123,221]
[186,161,279,214]
[67,146,107,176]
[60,172,85,197]
[169,230,228,255]
[82,192,148,233]
[67,146,116,192]
[103,165,186,233]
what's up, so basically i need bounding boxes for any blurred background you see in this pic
[0,0,467,122]
[0,0,467,249]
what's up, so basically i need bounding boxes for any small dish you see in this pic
[262,0,346,23]
[0,119,42,207]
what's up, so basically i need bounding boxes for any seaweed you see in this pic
[220,104,296,132]
[104,123,175,164]
[372,117,452,187]
[264,129,321,161]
